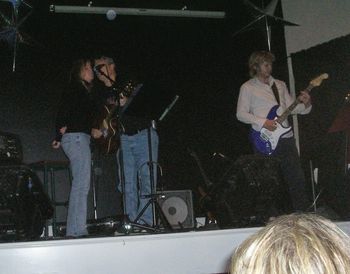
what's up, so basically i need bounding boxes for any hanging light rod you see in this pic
[49,5,226,19]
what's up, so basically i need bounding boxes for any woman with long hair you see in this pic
[52,58,98,237]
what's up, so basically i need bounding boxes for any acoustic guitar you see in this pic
[94,81,136,154]
[95,104,120,154]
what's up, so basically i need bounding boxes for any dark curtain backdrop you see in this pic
[292,34,350,218]
[0,0,292,222]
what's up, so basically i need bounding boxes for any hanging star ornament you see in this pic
[233,0,299,51]
[0,0,33,72]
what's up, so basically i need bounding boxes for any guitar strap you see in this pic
[271,82,280,105]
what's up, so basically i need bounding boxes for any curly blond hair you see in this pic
[230,213,350,274]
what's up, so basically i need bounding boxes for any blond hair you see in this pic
[248,51,275,77]
[230,213,350,274]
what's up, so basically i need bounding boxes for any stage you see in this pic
[1,221,349,274]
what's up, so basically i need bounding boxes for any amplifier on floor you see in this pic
[157,190,194,229]
[0,165,53,240]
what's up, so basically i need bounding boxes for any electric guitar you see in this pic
[250,73,329,155]
[188,148,217,223]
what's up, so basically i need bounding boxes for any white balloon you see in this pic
[106,9,117,20]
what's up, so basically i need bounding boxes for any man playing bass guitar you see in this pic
[236,51,312,212]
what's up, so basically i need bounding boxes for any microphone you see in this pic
[93,64,105,73]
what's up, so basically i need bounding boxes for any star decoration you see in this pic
[0,0,33,71]
[233,0,299,51]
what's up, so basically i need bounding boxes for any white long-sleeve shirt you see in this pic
[236,76,312,138]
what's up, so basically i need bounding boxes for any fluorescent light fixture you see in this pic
[49,5,226,19]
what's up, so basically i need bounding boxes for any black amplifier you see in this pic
[0,165,53,240]
[0,132,23,164]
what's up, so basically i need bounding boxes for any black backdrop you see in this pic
[292,34,350,218]
[1,0,329,223]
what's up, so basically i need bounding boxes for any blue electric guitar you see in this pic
[250,73,329,155]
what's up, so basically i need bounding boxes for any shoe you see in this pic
[65,234,89,239]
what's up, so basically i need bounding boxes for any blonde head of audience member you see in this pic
[230,213,350,274]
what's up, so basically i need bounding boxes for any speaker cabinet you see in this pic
[0,165,53,239]
[157,190,194,229]
[0,132,22,165]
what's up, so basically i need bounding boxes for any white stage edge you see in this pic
[1,222,350,274]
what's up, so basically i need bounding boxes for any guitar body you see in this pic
[95,104,120,154]
[249,105,291,155]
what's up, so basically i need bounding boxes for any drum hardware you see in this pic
[190,151,289,228]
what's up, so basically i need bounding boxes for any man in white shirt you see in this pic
[236,51,311,211]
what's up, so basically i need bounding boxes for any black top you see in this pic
[54,82,97,142]
[119,83,153,134]
[119,113,152,134]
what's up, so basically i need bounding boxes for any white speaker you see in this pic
[157,190,194,229]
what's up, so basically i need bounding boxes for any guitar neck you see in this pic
[276,83,313,124]
[189,152,213,187]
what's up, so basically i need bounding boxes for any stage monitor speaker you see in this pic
[0,131,23,165]
[157,190,194,229]
[0,165,53,240]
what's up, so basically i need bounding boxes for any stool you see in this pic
[29,160,71,237]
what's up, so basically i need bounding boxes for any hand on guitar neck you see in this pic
[297,90,312,108]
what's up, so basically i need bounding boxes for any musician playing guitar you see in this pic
[236,51,312,212]
[93,56,159,227]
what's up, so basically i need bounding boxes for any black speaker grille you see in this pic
[0,165,53,239]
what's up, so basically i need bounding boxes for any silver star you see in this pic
[0,0,33,71]
[233,0,299,51]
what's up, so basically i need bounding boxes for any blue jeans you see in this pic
[118,128,159,225]
[61,133,91,236]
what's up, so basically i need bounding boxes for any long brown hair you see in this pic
[69,58,93,90]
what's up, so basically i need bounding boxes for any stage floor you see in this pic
[1,221,349,274]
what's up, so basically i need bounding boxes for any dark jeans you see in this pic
[272,137,310,211]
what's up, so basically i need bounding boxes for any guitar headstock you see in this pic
[310,73,329,87]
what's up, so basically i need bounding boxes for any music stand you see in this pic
[119,82,178,233]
